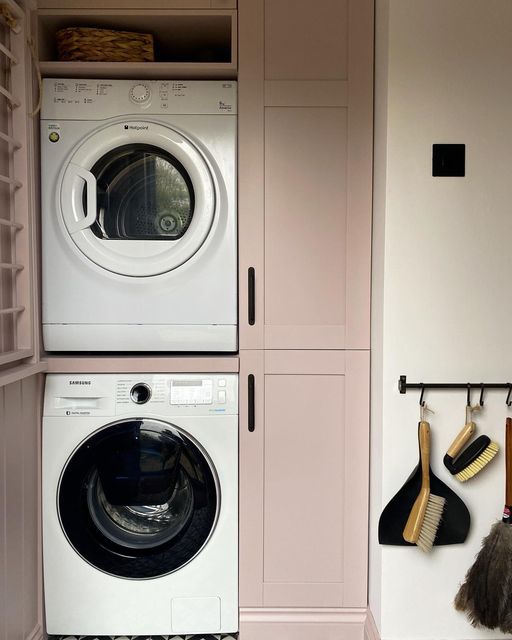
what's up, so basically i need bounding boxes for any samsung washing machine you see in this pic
[41,79,237,352]
[42,373,238,637]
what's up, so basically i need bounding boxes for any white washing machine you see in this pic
[41,79,237,352]
[43,373,238,637]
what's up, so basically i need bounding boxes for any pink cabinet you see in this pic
[238,0,373,351]
[238,0,372,634]
[239,350,370,609]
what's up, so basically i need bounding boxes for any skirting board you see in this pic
[25,624,44,640]
[240,608,377,640]
[364,609,381,640]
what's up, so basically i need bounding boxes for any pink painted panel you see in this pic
[0,385,5,640]
[265,325,346,351]
[238,0,265,349]
[343,351,370,607]
[0,375,43,640]
[4,381,24,640]
[264,0,348,80]
[45,355,239,373]
[239,350,265,607]
[265,349,346,375]
[264,107,348,349]
[240,620,365,640]
[263,373,345,600]
[21,375,42,638]
[263,582,345,608]
[345,0,373,349]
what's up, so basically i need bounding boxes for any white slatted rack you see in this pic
[0,0,35,369]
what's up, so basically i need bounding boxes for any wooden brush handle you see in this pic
[446,422,476,458]
[506,417,512,506]
[403,421,431,543]
[419,420,431,490]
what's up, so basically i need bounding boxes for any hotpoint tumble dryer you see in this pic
[41,79,237,352]
[42,373,238,637]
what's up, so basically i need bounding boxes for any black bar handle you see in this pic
[248,267,255,326]
[248,374,255,432]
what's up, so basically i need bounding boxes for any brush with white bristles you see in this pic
[444,405,499,482]
[403,420,446,552]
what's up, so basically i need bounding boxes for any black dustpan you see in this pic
[379,422,471,546]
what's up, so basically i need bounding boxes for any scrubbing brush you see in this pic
[403,420,446,552]
[444,406,499,482]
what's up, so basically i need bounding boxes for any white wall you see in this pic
[372,1,512,638]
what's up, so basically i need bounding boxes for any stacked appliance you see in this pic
[41,80,239,639]
[43,374,238,637]
[41,79,237,352]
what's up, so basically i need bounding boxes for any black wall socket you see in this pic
[432,144,465,177]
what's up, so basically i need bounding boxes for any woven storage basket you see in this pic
[56,27,154,63]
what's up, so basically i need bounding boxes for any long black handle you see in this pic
[248,267,255,326]
[248,374,255,432]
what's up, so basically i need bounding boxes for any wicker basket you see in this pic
[56,27,154,63]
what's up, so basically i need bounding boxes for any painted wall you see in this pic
[0,375,43,640]
[372,1,512,638]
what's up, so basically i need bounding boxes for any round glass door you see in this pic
[59,122,217,277]
[88,144,195,241]
[58,419,218,579]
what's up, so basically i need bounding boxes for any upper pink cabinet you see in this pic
[239,0,373,351]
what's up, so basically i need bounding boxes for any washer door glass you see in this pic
[58,419,218,579]
[88,144,195,241]
[59,122,217,277]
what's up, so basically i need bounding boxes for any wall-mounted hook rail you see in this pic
[399,376,512,404]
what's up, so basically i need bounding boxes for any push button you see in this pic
[218,390,226,403]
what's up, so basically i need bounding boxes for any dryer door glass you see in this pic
[58,419,218,579]
[86,144,195,241]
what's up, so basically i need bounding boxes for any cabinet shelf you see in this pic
[37,9,237,79]
[44,355,240,374]
[39,60,236,80]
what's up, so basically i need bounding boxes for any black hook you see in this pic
[419,385,425,407]
[507,384,512,407]
[479,384,485,406]
[466,383,471,406]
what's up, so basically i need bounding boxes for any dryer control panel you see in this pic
[41,78,237,120]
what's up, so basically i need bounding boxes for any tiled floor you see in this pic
[50,635,238,640]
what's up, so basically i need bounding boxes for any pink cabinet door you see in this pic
[239,350,370,608]
[238,0,373,350]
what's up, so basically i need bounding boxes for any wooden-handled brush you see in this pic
[444,408,499,482]
[403,420,446,552]
[454,418,512,632]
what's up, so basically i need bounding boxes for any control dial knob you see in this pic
[130,383,152,404]
[129,83,151,104]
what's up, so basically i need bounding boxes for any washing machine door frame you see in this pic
[59,120,217,277]
[57,417,220,580]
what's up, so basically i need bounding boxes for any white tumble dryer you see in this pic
[43,373,238,637]
[41,79,237,352]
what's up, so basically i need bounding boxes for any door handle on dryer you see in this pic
[248,374,255,432]
[248,267,255,326]
[68,163,97,231]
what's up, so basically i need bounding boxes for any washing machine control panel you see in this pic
[42,375,238,416]
[115,374,238,415]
